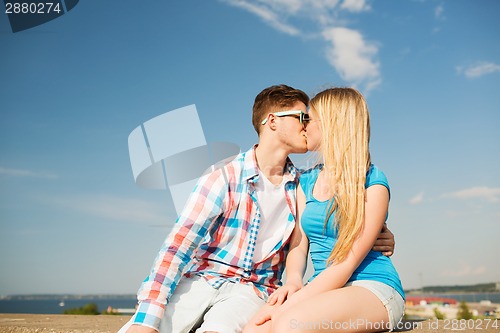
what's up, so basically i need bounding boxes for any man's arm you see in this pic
[126,325,156,333]
[129,168,228,331]
[372,224,395,256]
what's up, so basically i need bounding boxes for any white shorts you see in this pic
[345,280,405,332]
[119,276,265,333]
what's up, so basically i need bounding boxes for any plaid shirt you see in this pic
[133,146,299,330]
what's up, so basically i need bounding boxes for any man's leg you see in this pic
[196,282,266,333]
[118,276,217,333]
[159,276,218,333]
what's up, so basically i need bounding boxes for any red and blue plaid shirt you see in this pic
[133,146,299,330]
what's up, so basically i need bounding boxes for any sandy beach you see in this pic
[0,314,130,333]
[0,314,499,333]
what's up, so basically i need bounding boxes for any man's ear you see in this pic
[267,114,278,130]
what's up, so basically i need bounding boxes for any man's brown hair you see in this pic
[252,84,310,134]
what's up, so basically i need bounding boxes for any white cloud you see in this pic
[220,0,382,92]
[434,4,444,19]
[322,27,381,91]
[263,0,305,14]
[53,195,173,225]
[441,262,487,278]
[457,61,500,79]
[340,0,370,12]
[409,192,424,205]
[443,186,500,203]
[220,0,300,36]
[0,167,57,179]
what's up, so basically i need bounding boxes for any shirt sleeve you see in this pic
[132,167,228,330]
[365,164,390,196]
[298,165,321,202]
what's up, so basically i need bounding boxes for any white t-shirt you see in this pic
[253,171,290,263]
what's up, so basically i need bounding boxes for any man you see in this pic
[121,85,395,333]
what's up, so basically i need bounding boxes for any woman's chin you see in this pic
[307,144,320,152]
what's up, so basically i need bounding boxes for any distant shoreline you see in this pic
[405,290,500,295]
[404,282,500,294]
[0,294,136,300]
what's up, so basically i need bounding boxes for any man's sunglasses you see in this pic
[261,110,310,125]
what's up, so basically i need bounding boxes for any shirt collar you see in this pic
[243,144,299,183]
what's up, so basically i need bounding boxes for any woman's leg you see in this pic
[273,286,389,333]
[243,303,276,333]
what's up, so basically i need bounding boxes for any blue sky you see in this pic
[1,0,499,295]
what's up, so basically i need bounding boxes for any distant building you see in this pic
[405,297,459,320]
[469,301,499,318]
[406,296,458,307]
[496,282,500,291]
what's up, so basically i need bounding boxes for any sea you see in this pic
[406,292,500,303]
[1,293,499,315]
[0,296,138,315]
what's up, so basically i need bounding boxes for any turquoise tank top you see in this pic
[299,164,405,299]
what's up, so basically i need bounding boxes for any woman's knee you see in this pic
[242,325,256,333]
[272,312,300,333]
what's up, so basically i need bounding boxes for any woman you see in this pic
[244,88,405,333]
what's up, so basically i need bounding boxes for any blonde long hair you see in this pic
[309,87,371,265]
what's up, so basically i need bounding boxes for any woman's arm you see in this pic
[275,184,389,312]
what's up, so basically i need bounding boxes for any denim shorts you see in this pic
[345,280,405,331]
